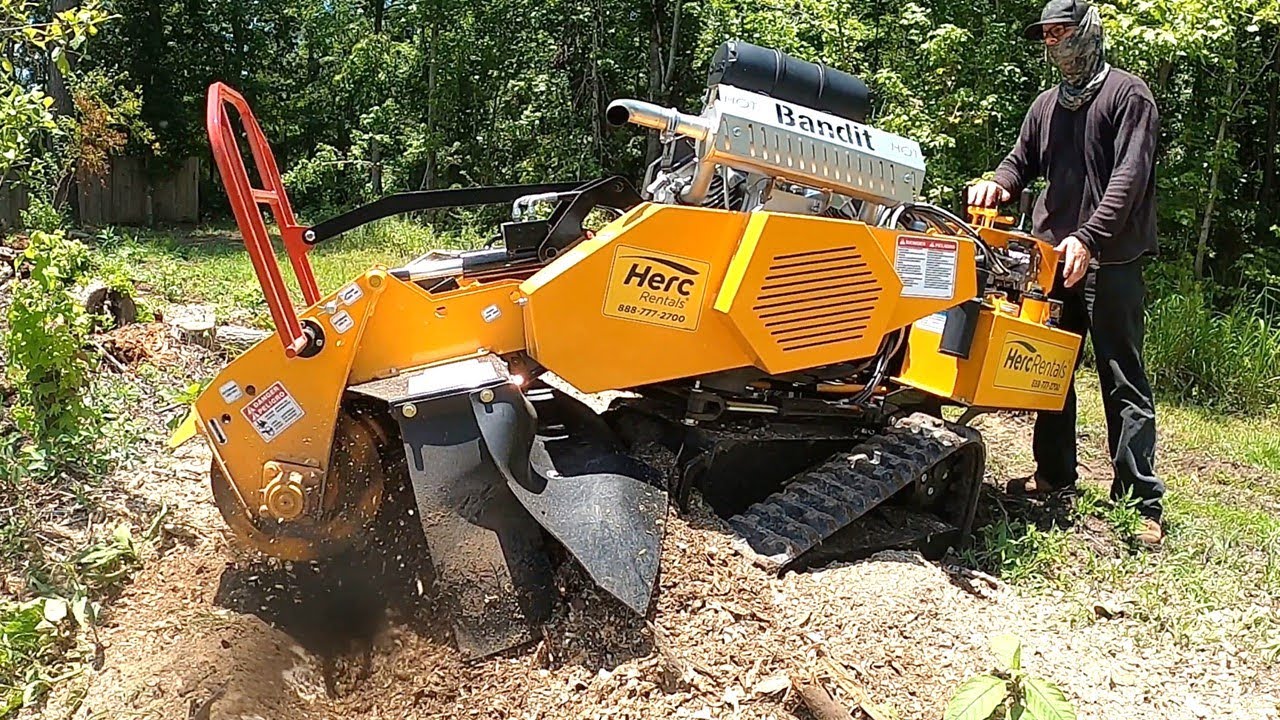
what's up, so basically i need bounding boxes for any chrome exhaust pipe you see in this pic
[605,99,711,142]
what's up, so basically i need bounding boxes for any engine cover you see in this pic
[517,203,977,393]
[697,84,926,205]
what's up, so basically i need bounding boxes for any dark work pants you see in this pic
[1032,258,1164,521]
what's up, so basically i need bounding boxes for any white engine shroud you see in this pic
[612,84,927,220]
[704,84,925,202]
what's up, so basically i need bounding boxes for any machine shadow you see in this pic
[212,474,655,692]
[213,477,445,696]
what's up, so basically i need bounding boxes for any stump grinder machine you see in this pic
[174,41,1083,659]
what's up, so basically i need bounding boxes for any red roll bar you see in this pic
[206,82,321,358]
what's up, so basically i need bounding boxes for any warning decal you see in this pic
[894,236,958,299]
[241,382,305,443]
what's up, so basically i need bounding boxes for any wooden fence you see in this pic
[0,183,29,228]
[77,156,202,226]
[0,156,202,230]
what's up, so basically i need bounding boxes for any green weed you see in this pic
[964,520,1071,586]
[944,634,1077,720]
[1104,493,1147,544]
[0,599,62,716]
[1144,283,1280,413]
[4,231,98,449]
[0,520,150,718]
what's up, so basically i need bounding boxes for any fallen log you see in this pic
[215,325,271,352]
[793,680,855,720]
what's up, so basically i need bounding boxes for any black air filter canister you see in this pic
[706,40,872,123]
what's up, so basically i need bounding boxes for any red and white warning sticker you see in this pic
[894,236,958,299]
[241,381,305,443]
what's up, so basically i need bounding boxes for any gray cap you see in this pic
[1023,0,1091,40]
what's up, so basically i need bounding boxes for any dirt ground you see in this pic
[20,337,1280,720]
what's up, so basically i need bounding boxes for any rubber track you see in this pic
[726,412,982,572]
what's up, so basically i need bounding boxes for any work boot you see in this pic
[1004,474,1063,495]
[1135,517,1163,548]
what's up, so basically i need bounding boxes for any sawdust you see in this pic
[99,321,211,372]
[39,436,1280,720]
[17,367,1280,720]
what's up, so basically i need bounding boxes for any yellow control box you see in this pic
[895,304,1083,412]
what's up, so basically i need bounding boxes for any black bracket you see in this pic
[539,176,643,261]
[303,181,587,245]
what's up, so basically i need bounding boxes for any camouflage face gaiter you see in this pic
[1046,6,1111,110]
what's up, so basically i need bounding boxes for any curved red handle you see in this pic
[206,82,321,358]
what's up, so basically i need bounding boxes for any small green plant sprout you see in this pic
[943,634,1077,720]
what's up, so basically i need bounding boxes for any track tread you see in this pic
[727,412,983,572]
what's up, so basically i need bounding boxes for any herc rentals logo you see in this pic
[993,333,1074,396]
[622,255,699,302]
[603,246,709,332]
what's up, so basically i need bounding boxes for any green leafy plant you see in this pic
[1103,492,1148,544]
[0,593,97,718]
[944,634,1076,720]
[3,230,98,454]
[73,524,139,591]
[17,198,65,233]
[964,520,1070,586]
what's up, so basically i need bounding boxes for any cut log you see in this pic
[81,282,138,330]
[166,304,217,350]
[215,325,271,352]
[793,680,855,720]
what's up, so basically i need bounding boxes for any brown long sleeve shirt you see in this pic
[992,68,1160,265]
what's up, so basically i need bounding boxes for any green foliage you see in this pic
[944,635,1077,720]
[0,523,141,718]
[0,599,62,717]
[965,520,1071,585]
[945,674,1007,720]
[1144,280,1280,413]
[18,199,67,233]
[280,144,367,220]
[3,231,97,449]
[55,0,1280,306]
[0,1,113,190]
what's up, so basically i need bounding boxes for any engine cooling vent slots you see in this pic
[752,247,880,352]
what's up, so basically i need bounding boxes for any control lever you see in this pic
[1017,189,1035,231]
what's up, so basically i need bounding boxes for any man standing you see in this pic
[968,0,1164,545]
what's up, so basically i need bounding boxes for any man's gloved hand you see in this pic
[966,180,1010,208]
[1056,236,1091,287]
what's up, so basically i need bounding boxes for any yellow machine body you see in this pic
[520,203,979,392]
[185,202,1077,561]
[895,303,1081,411]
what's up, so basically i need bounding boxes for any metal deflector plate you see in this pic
[383,358,554,660]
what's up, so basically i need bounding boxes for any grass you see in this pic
[1143,282,1280,414]
[90,218,478,328]
[969,370,1280,664]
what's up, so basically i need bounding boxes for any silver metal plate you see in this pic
[702,85,926,205]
